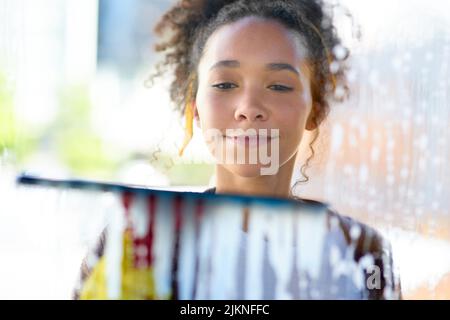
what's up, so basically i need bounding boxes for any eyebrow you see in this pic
[210,60,240,70]
[266,63,300,76]
[210,60,300,76]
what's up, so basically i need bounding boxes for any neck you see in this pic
[214,155,297,198]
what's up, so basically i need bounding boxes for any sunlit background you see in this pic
[0,0,449,299]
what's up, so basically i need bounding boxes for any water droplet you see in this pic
[333,45,347,60]
[403,108,412,118]
[368,202,376,212]
[330,61,340,74]
[432,157,442,167]
[359,165,369,183]
[385,101,394,110]
[386,175,395,186]
[371,147,380,162]
[414,207,424,216]
[331,124,344,152]
[334,85,346,99]
[330,244,341,265]
[417,135,428,150]
[387,139,395,150]
[349,134,357,147]
[350,225,362,240]
[392,57,402,70]
[368,71,379,87]
[310,289,320,299]
[431,202,440,211]
[404,52,412,61]
[414,115,424,126]
[401,120,411,132]
[400,168,409,178]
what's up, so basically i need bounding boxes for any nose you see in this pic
[234,88,268,122]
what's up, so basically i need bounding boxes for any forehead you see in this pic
[199,16,309,69]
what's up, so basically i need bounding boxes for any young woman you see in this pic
[151,0,401,299]
[75,0,401,300]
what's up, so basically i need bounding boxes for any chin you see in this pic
[222,163,278,178]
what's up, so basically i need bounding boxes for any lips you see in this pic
[224,135,278,146]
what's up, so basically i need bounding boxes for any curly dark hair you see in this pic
[150,0,350,186]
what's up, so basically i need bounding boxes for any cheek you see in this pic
[196,91,234,128]
[274,96,311,130]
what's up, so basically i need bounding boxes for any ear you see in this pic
[193,101,201,128]
[305,103,319,131]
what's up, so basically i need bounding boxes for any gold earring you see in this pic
[178,81,195,157]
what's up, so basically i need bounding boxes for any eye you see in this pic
[268,84,293,92]
[212,82,238,90]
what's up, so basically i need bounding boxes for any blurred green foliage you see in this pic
[0,71,38,163]
[167,163,214,186]
[145,149,214,186]
[54,84,118,177]
[1,70,212,185]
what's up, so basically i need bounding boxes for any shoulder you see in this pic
[296,197,387,258]
[327,207,386,260]
[296,197,401,299]
[325,205,402,299]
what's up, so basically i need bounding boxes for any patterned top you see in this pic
[73,187,402,300]
[203,187,402,299]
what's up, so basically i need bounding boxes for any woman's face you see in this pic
[195,16,315,177]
